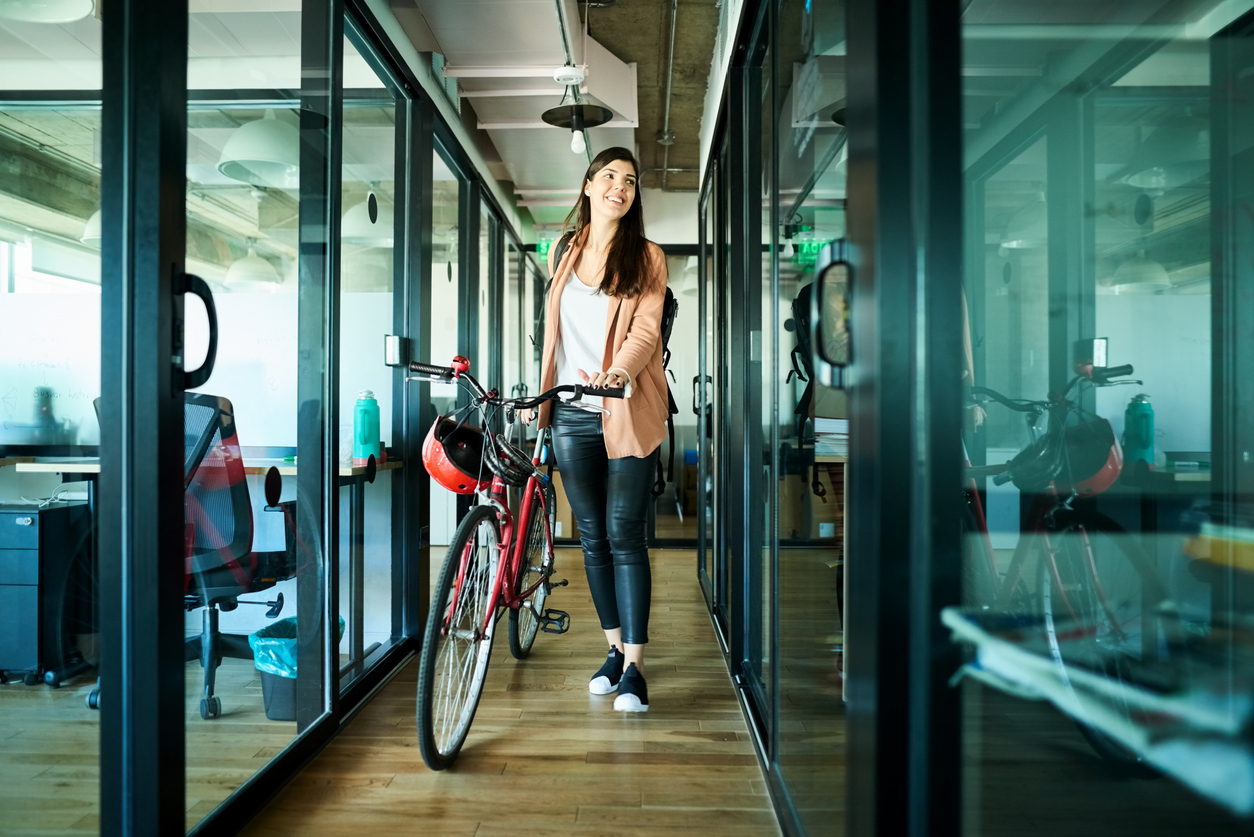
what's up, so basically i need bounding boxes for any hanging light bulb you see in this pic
[541,65,612,155]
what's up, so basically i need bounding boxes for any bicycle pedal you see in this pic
[549,578,569,588]
[539,609,571,634]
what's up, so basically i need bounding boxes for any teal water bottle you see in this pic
[353,390,380,465]
[1122,394,1154,466]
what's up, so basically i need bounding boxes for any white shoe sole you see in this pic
[613,693,648,712]
[589,676,618,695]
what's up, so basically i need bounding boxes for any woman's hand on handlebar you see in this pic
[579,368,626,390]
[518,407,535,426]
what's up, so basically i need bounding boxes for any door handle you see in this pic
[182,273,218,390]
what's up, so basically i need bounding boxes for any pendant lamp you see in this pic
[217,110,300,189]
[1109,251,1171,295]
[0,0,93,23]
[80,209,102,248]
[1120,119,1208,191]
[541,65,612,155]
[342,191,394,248]
[225,246,283,292]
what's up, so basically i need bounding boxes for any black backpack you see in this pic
[787,282,828,500]
[552,233,679,498]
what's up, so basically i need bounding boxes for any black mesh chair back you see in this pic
[183,394,256,602]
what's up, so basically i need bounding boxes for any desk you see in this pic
[0,456,36,469]
[16,456,405,682]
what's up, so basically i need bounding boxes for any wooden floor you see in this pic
[0,653,302,835]
[240,547,783,837]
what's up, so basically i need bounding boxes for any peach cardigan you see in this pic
[537,230,670,459]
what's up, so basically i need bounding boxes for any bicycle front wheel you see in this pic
[509,479,556,659]
[416,504,500,770]
[1036,509,1168,776]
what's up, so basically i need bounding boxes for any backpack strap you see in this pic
[546,231,576,292]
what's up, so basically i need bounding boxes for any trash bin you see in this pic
[249,615,345,721]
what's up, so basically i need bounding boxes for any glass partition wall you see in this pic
[958,3,1254,835]
[0,0,518,830]
[0,15,104,834]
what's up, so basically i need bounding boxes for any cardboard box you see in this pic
[778,462,844,541]
[551,470,578,539]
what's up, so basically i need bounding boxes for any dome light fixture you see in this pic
[217,110,300,189]
[1109,251,1171,295]
[541,65,612,156]
[80,209,102,248]
[1120,119,1208,192]
[342,191,394,248]
[0,0,93,23]
[225,245,283,292]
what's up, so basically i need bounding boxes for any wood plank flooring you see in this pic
[240,548,783,837]
[0,652,303,835]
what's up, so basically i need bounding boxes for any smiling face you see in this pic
[584,158,637,223]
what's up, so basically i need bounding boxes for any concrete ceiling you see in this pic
[395,0,719,224]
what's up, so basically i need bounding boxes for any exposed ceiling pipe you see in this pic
[657,0,679,190]
[552,0,593,165]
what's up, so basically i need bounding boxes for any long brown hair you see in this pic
[561,147,653,298]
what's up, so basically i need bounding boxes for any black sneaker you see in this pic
[589,645,625,695]
[613,663,648,712]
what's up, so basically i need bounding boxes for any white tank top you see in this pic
[556,270,610,408]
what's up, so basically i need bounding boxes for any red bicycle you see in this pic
[962,362,1175,775]
[407,355,623,770]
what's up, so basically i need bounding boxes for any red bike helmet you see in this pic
[423,416,491,494]
[1057,416,1123,497]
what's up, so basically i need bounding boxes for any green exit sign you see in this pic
[794,239,833,267]
[537,239,553,257]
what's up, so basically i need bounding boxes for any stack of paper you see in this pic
[814,417,848,457]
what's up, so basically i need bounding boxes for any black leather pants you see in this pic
[550,401,658,645]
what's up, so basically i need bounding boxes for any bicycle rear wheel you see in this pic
[416,504,500,770]
[1036,510,1168,777]
[508,480,556,659]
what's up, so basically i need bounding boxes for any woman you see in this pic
[521,147,669,712]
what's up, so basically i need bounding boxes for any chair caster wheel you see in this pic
[23,673,39,686]
[86,689,101,710]
[200,696,221,719]
[0,671,8,685]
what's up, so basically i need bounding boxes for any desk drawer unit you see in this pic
[0,503,91,679]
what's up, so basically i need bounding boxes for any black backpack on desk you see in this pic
[551,232,679,498]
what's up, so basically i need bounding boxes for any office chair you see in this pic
[182,393,295,719]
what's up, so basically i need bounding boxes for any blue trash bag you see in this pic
[249,615,346,679]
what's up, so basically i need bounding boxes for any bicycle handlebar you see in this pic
[971,364,1137,412]
[407,359,625,408]
[408,361,456,379]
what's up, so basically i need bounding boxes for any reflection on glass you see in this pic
[429,147,460,558]
[655,254,700,541]
[182,2,317,827]
[0,11,104,828]
[478,204,493,388]
[774,0,847,830]
[957,3,1250,834]
[337,30,399,692]
[505,242,521,398]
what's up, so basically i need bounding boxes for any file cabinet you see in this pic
[0,502,91,685]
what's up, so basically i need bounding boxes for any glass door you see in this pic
[337,23,403,690]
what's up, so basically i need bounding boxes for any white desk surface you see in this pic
[15,457,403,477]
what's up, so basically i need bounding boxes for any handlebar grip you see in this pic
[993,472,1014,486]
[1093,363,1134,380]
[581,385,626,399]
[408,361,455,378]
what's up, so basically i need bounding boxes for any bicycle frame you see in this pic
[442,425,554,640]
